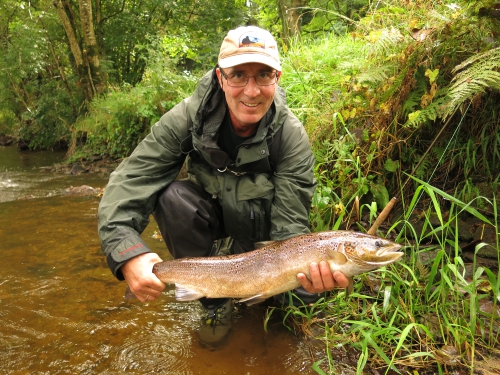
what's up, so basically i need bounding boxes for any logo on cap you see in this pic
[239,33,265,49]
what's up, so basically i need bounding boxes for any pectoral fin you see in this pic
[238,294,268,306]
[175,283,205,301]
[327,244,348,265]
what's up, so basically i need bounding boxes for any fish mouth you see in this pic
[366,243,403,265]
[375,243,402,257]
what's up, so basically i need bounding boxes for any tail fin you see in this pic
[124,286,137,300]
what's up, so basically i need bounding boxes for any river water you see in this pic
[0,146,319,375]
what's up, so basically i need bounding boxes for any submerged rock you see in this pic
[63,185,104,196]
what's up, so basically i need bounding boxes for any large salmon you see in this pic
[126,231,403,305]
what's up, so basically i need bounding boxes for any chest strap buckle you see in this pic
[217,167,247,176]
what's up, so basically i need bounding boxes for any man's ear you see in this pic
[276,71,282,82]
[216,68,224,89]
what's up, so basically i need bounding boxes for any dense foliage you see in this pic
[278,1,500,225]
[0,0,248,149]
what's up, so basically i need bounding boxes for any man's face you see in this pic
[216,62,279,136]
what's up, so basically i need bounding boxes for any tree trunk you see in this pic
[79,0,105,96]
[53,0,84,68]
[277,0,305,46]
[53,0,104,102]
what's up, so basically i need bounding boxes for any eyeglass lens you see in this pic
[221,70,277,87]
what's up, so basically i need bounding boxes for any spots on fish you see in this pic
[151,230,402,301]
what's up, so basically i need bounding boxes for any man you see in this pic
[98,26,348,342]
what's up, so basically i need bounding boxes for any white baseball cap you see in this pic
[218,26,281,71]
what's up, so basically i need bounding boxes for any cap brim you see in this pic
[219,53,281,71]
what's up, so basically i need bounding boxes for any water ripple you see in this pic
[280,341,314,373]
[21,276,65,296]
[109,324,193,374]
[0,317,58,340]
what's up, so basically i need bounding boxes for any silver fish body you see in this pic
[148,231,403,305]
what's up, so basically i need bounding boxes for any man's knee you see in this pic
[154,180,223,238]
[156,181,203,212]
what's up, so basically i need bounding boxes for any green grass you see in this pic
[292,179,499,374]
[276,7,500,371]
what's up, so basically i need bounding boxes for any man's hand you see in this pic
[297,261,349,294]
[122,253,165,303]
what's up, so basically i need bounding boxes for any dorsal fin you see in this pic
[254,240,278,249]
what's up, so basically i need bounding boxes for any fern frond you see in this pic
[356,65,392,85]
[402,91,423,115]
[415,157,432,179]
[416,259,430,281]
[364,27,404,58]
[404,95,447,128]
[444,47,500,117]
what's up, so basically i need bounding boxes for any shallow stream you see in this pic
[0,146,319,374]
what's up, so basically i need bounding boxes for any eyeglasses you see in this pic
[220,69,278,87]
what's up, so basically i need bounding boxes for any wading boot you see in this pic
[197,298,233,347]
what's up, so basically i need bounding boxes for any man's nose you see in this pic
[244,76,260,96]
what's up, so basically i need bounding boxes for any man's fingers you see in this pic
[297,272,314,293]
[132,286,163,303]
[318,261,335,289]
[127,276,165,303]
[310,262,326,292]
[297,263,349,294]
[298,262,324,294]
[122,252,166,303]
[332,270,349,289]
[140,291,158,303]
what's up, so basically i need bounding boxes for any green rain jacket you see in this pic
[98,68,317,280]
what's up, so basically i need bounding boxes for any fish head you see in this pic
[327,234,403,276]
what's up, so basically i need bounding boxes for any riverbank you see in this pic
[41,155,122,176]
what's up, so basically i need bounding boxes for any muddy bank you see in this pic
[0,135,15,146]
[42,154,189,182]
[40,155,122,176]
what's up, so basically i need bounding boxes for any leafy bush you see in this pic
[72,56,199,159]
[279,0,500,229]
[0,109,18,136]
[15,77,77,150]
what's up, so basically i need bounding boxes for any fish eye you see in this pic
[375,240,382,248]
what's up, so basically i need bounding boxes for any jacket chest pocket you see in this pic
[222,174,274,245]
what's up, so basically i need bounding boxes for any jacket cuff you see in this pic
[105,232,152,280]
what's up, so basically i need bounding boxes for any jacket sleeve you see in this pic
[97,99,191,280]
[270,109,317,240]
